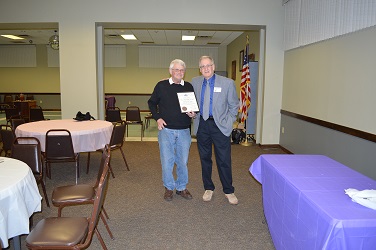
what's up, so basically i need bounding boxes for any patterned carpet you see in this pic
[5,141,285,249]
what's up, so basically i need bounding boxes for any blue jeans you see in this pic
[158,128,191,191]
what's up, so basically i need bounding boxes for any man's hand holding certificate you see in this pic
[177,92,199,113]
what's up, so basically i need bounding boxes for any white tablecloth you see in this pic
[15,119,113,153]
[0,157,42,248]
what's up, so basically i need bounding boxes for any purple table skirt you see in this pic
[250,154,376,250]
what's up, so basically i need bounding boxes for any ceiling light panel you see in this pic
[1,34,25,40]
[121,34,137,40]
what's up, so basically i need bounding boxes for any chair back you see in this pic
[5,105,20,122]
[106,106,122,123]
[26,94,34,100]
[30,105,46,121]
[4,95,13,105]
[79,145,110,249]
[0,125,15,156]
[125,106,142,123]
[12,137,43,175]
[10,118,25,131]
[45,129,76,161]
[94,144,111,188]
[110,121,126,148]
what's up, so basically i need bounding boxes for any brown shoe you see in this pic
[176,189,193,199]
[164,188,173,201]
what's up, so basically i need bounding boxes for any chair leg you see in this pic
[57,206,63,217]
[108,162,115,178]
[102,206,110,220]
[86,152,91,174]
[47,162,51,179]
[119,148,130,171]
[100,212,114,239]
[39,180,50,207]
[75,154,80,184]
[95,228,108,250]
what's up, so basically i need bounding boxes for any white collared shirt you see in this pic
[169,77,184,86]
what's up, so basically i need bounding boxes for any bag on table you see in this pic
[74,111,95,121]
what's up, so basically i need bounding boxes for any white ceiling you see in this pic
[0,29,243,46]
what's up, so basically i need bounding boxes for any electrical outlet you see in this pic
[281,127,285,134]
[40,100,42,103]
[128,101,131,105]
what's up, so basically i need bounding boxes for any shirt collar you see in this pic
[169,77,184,86]
[204,74,215,85]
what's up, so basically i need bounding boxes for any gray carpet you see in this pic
[7,141,285,250]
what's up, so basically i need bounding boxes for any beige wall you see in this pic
[226,31,260,94]
[282,25,376,134]
[0,45,60,92]
[0,0,284,144]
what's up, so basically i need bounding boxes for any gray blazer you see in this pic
[191,74,239,137]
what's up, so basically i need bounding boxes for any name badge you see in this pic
[214,87,222,92]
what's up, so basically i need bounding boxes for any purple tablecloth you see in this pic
[250,154,376,250]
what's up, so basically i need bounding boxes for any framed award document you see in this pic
[177,92,199,113]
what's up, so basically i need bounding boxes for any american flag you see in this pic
[239,37,251,123]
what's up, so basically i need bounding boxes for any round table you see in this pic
[0,157,42,249]
[15,119,113,153]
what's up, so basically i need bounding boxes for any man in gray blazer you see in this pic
[189,55,239,205]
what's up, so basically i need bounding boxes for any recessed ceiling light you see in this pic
[1,35,25,40]
[121,34,137,40]
[182,35,195,41]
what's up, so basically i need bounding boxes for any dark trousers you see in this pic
[196,116,234,194]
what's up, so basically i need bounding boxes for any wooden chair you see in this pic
[45,129,80,184]
[125,106,144,140]
[25,145,111,250]
[52,145,113,240]
[86,121,129,178]
[11,137,50,207]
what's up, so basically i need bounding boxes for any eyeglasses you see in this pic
[199,64,213,69]
[171,68,185,73]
